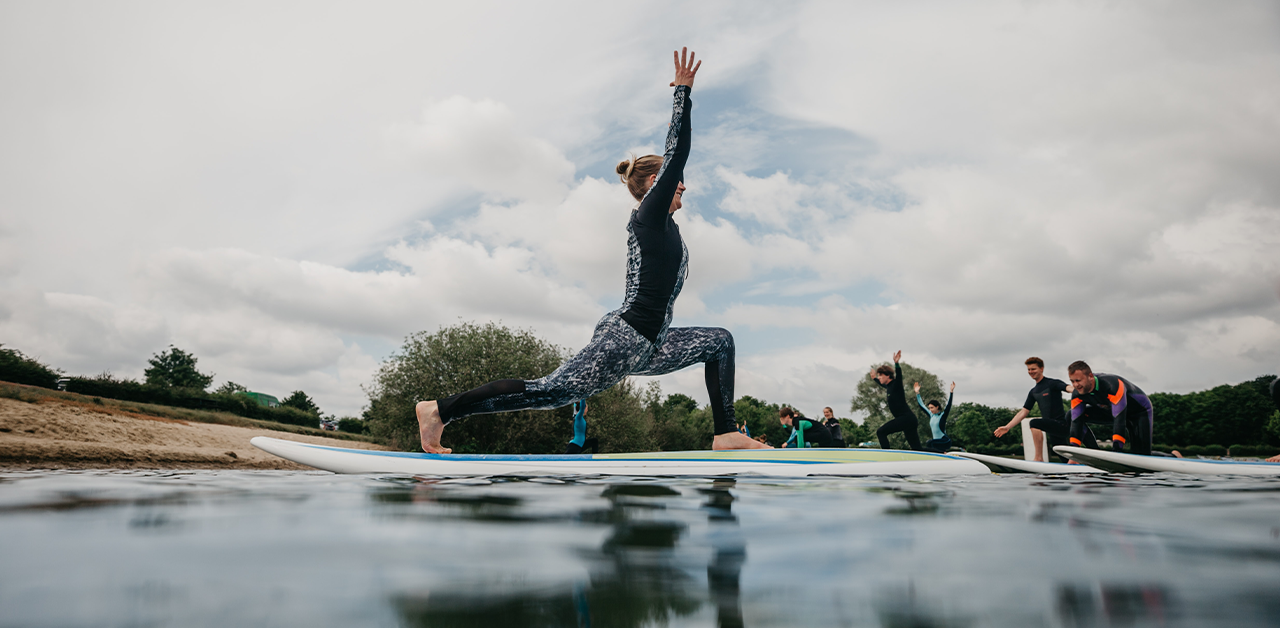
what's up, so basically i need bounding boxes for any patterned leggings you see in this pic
[436,313,739,435]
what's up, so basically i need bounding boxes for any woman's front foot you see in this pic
[713,432,772,450]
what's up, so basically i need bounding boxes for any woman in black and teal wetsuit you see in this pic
[414,49,767,454]
[915,380,955,453]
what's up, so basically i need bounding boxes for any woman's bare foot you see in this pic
[713,432,772,450]
[415,401,451,454]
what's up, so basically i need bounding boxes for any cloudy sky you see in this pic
[2,1,1278,420]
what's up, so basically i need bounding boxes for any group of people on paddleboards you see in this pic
[412,47,1276,462]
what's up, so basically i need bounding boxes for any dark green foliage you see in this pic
[363,321,572,453]
[1226,444,1280,458]
[646,384,712,451]
[850,361,945,449]
[144,346,214,391]
[337,417,369,434]
[214,381,248,395]
[281,390,321,415]
[734,396,787,446]
[1149,375,1276,448]
[951,402,1019,448]
[64,374,317,427]
[0,345,61,389]
[839,419,872,447]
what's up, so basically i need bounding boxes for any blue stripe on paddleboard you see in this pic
[272,440,963,464]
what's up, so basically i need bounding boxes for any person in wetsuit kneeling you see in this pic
[915,380,956,453]
[1067,360,1155,455]
[779,407,834,448]
[563,400,599,454]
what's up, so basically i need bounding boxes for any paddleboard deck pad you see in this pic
[954,452,1102,474]
[1054,445,1280,476]
[251,437,990,477]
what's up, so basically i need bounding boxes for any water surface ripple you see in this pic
[1,470,1278,627]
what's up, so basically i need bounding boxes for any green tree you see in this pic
[951,401,1019,448]
[0,345,61,389]
[365,321,653,454]
[281,390,321,415]
[337,417,368,435]
[214,381,248,395]
[849,360,944,449]
[646,384,712,451]
[839,418,872,447]
[144,346,214,390]
[951,410,990,447]
[735,395,786,446]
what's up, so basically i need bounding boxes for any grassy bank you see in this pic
[0,380,382,445]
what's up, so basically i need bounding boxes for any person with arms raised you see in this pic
[871,350,922,451]
[414,48,767,454]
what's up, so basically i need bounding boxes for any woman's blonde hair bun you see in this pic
[616,154,664,201]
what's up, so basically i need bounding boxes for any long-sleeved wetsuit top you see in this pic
[917,392,954,440]
[1070,373,1153,449]
[616,85,692,343]
[878,363,913,420]
[1024,377,1070,423]
[783,418,833,448]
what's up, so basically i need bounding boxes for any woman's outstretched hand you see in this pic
[950,381,956,393]
[670,47,701,88]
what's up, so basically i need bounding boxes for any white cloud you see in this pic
[2,1,1278,424]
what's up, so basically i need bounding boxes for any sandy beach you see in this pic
[0,392,388,470]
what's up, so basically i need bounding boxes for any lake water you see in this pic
[1,470,1278,627]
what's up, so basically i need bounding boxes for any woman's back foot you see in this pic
[415,400,451,454]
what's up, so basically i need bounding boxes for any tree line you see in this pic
[0,343,362,432]
[360,323,1280,455]
[5,327,1277,456]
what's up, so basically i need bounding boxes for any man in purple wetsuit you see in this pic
[1067,360,1155,455]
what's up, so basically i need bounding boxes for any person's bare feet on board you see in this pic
[415,401,451,454]
[713,431,772,450]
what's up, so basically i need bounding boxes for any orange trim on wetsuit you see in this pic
[1069,437,1083,446]
[1112,434,1126,444]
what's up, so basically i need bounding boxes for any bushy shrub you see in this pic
[0,345,61,389]
[337,418,368,434]
[63,375,317,427]
[363,321,571,453]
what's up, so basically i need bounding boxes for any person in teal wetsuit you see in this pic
[914,381,956,453]
[563,400,598,454]
[778,407,833,448]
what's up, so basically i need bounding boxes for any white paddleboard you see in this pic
[251,437,990,477]
[955,452,1102,474]
[1054,445,1280,476]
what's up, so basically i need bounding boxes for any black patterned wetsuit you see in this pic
[1025,376,1096,460]
[875,363,922,451]
[434,86,741,436]
[1070,373,1154,455]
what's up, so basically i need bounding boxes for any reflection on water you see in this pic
[1,471,1279,627]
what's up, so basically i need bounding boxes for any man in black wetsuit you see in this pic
[871,350,922,451]
[994,357,1094,462]
[779,407,834,448]
[1067,361,1155,455]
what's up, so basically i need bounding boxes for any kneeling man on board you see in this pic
[994,357,1094,462]
[779,407,834,448]
[1067,361,1155,455]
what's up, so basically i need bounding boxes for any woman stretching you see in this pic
[415,48,767,453]
[915,381,955,453]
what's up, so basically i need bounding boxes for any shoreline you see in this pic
[0,386,389,471]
